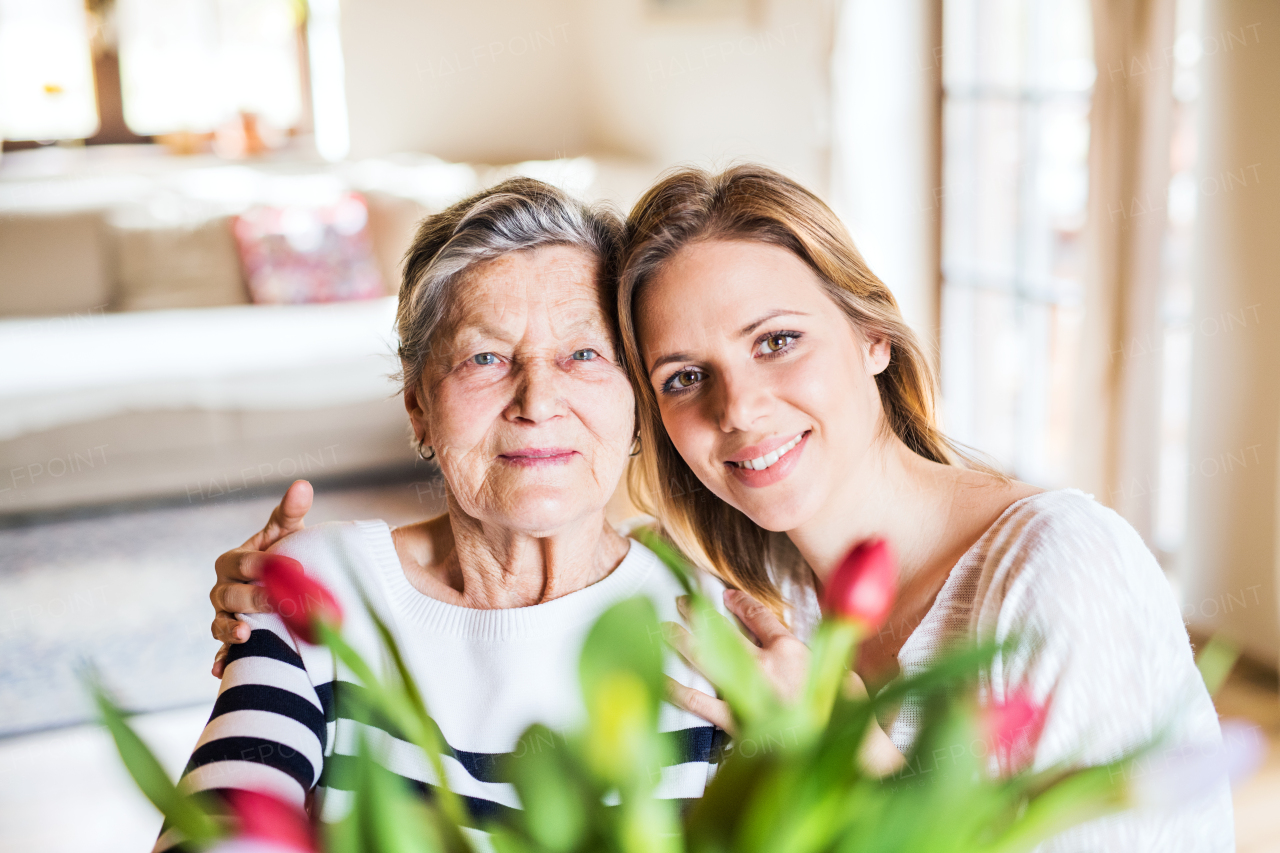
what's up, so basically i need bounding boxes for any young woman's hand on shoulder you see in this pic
[662,587,905,775]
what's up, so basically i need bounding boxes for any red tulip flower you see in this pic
[225,788,317,852]
[822,538,897,632]
[984,688,1050,774]
[260,554,342,645]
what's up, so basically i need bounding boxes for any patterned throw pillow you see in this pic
[232,192,387,304]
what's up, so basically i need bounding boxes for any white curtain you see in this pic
[1073,0,1176,542]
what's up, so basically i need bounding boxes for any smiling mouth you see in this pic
[729,431,808,471]
[499,448,579,465]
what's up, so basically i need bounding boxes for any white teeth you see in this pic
[735,433,803,471]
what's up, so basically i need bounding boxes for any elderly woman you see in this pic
[161,179,726,852]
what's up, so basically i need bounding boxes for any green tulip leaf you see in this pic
[89,679,220,847]
[507,724,589,852]
[579,596,666,710]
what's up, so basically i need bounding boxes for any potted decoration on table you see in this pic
[92,531,1258,853]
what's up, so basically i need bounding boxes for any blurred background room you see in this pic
[0,0,1277,850]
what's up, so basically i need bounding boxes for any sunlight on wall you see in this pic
[830,0,939,350]
[1152,0,1204,556]
[308,0,350,162]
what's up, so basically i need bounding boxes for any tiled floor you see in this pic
[0,481,1276,851]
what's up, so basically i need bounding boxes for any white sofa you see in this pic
[0,146,658,516]
[0,296,410,513]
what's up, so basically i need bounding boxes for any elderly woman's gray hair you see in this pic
[396,177,625,399]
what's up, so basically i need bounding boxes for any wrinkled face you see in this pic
[410,245,635,535]
[637,239,890,533]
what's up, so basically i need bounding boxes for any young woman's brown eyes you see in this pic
[755,332,800,356]
[662,368,706,393]
[660,333,801,395]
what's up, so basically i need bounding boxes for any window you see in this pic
[0,0,99,141]
[117,0,303,137]
[0,0,320,151]
[938,0,1094,485]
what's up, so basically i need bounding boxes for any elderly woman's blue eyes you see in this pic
[469,350,599,366]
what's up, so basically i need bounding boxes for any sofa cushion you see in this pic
[233,192,387,304]
[0,211,114,317]
[363,190,429,292]
[109,203,249,311]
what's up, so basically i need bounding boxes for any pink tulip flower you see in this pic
[984,689,1050,774]
[225,789,317,853]
[822,538,897,632]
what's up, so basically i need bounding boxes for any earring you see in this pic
[417,444,436,461]
[629,436,641,457]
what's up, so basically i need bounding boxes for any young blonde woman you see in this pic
[617,165,1231,851]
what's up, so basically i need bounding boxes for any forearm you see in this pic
[159,617,324,851]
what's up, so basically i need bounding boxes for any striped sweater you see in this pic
[158,521,726,851]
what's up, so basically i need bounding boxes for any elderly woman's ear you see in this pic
[404,380,433,451]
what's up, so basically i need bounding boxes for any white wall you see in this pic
[337,0,835,190]
[340,0,588,163]
[575,0,834,189]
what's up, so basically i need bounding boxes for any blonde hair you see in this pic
[617,165,974,620]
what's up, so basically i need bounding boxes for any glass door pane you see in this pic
[939,0,1092,485]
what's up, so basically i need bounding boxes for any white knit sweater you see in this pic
[793,489,1234,851]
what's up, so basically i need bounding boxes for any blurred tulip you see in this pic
[1220,719,1269,785]
[822,539,896,631]
[1129,718,1267,811]
[585,671,652,784]
[260,554,342,644]
[224,789,317,853]
[984,689,1049,773]
[206,839,313,853]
